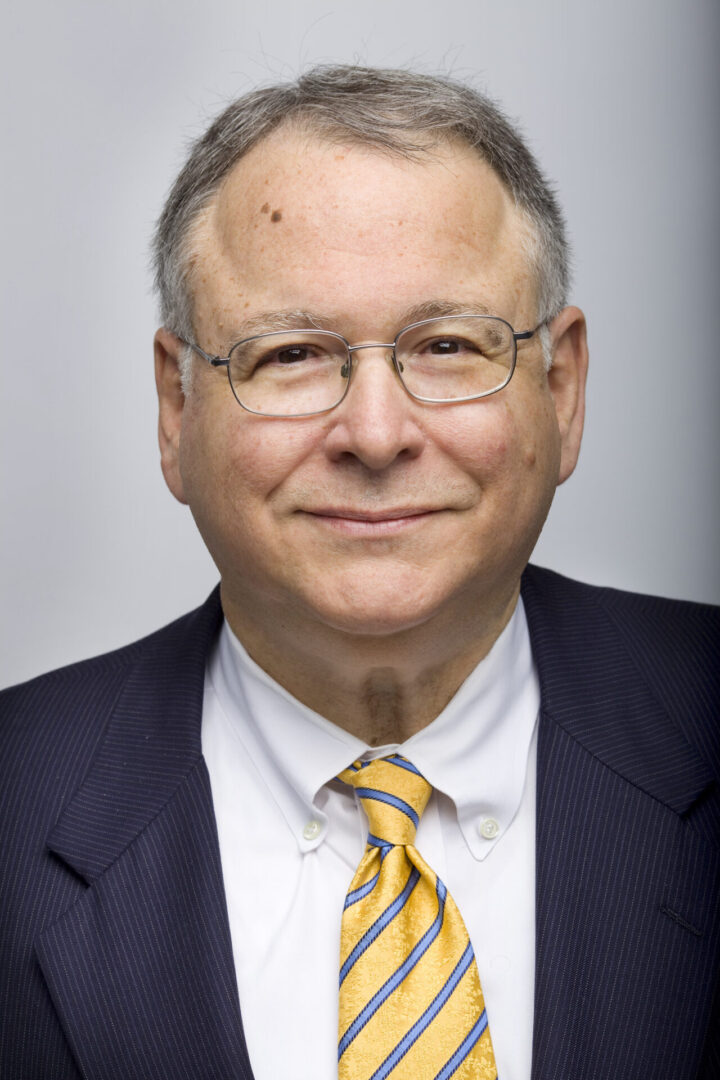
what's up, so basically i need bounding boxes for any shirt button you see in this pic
[303,820,323,841]
[479,817,500,840]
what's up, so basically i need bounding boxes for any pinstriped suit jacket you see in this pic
[1,565,719,1079]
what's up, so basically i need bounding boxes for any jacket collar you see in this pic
[521,564,713,813]
[46,589,224,883]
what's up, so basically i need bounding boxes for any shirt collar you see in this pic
[207,598,538,860]
[397,598,538,859]
[207,624,364,852]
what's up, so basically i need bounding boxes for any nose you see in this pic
[323,347,425,471]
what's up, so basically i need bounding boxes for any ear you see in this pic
[154,327,189,505]
[546,305,589,485]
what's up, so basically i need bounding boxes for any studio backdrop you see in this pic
[1,0,718,686]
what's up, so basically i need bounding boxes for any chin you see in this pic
[319,607,433,639]
[302,575,456,639]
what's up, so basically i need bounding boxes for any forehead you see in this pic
[189,126,534,342]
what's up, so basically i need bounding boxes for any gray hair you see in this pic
[153,65,569,364]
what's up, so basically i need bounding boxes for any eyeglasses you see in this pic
[181,315,539,418]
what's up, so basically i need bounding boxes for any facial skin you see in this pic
[155,126,588,743]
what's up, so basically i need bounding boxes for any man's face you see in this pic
[156,127,586,644]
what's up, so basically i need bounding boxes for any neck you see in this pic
[221,584,520,745]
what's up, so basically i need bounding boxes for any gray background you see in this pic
[2,0,719,688]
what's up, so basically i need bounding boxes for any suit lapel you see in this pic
[523,567,720,1080]
[38,591,256,1080]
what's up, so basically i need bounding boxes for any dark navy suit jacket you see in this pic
[1,565,719,1079]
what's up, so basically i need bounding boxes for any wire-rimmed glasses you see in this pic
[181,315,538,418]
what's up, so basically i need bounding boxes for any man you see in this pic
[1,66,718,1080]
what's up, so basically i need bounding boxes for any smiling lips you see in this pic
[303,506,442,535]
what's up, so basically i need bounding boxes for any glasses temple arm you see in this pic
[177,337,229,368]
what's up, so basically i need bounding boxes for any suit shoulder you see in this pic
[0,591,221,793]
[2,593,215,700]
[523,564,719,769]
[522,563,719,646]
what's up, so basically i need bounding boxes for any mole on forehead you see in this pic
[216,299,496,346]
[215,130,513,219]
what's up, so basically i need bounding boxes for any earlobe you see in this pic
[154,328,189,505]
[546,306,589,485]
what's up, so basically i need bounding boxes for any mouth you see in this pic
[301,506,442,536]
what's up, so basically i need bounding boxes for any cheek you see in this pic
[431,395,560,492]
[179,402,323,515]
[429,403,522,479]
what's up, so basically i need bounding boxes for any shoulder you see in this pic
[0,587,222,707]
[522,564,719,770]
[521,562,719,657]
[0,590,222,811]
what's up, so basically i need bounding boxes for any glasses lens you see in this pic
[227,331,350,416]
[396,316,515,401]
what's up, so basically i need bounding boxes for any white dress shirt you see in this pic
[201,599,539,1080]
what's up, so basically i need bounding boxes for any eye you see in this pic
[273,345,316,365]
[423,336,481,357]
[428,338,463,355]
[251,342,332,371]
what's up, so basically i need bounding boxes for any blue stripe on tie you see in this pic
[367,833,392,850]
[339,867,421,986]
[344,847,390,909]
[338,878,448,1059]
[385,755,423,776]
[356,788,419,829]
[433,1009,490,1080]
[369,938,475,1079]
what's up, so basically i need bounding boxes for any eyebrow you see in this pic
[221,299,495,348]
[399,299,493,324]
[223,310,334,339]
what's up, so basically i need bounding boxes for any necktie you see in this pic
[337,755,497,1080]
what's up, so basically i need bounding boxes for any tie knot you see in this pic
[338,755,432,847]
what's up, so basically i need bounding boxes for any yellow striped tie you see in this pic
[337,755,497,1080]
